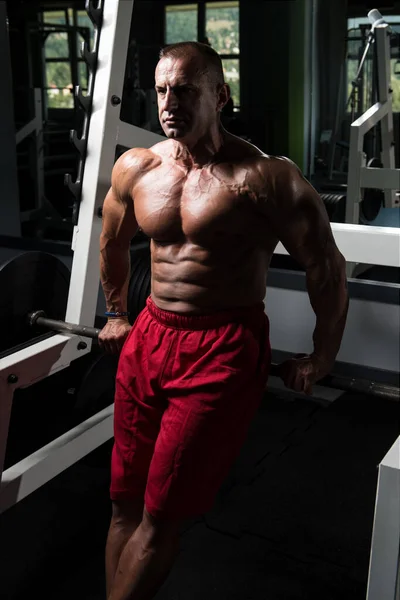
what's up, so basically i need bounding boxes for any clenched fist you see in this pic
[277,353,331,396]
[98,318,132,354]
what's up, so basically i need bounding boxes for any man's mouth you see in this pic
[165,118,185,125]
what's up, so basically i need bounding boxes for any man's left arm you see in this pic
[262,158,349,390]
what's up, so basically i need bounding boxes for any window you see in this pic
[206,2,240,107]
[42,9,94,109]
[346,16,400,113]
[165,1,241,108]
[165,4,198,44]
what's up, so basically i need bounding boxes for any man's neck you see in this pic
[173,126,226,169]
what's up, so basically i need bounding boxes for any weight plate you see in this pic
[128,248,151,323]
[73,350,118,420]
[320,193,346,222]
[0,251,70,353]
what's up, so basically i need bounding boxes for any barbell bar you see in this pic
[28,310,101,340]
[27,310,399,401]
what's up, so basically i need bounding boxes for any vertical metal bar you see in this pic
[68,21,79,104]
[346,124,363,224]
[0,379,14,489]
[64,0,135,328]
[375,24,397,209]
[34,88,45,212]
[0,2,21,237]
[198,1,205,43]
[328,61,344,181]
[358,30,365,116]
[304,0,318,180]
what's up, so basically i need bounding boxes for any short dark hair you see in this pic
[159,41,225,87]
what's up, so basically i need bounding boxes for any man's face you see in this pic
[155,54,222,143]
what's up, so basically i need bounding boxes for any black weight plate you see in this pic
[0,251,70,353]
[128,248,151,323]
[73,351,118,420]
[320,193,346,222]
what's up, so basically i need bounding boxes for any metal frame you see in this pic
[15,88,45,223]
[366,436,400,600]
[346,23,399,224]
[275,222,400,268]
[0,0,163,514]
[0,0,399,520]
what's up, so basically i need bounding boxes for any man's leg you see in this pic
[105,498,145,596]
[108,507,180,600]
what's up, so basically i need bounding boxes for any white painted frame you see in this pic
[366,436,400,600]
[0,0,164,514]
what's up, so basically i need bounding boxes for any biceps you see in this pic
[277,194,335,270]
[305,244,345,289]
[101,187,138,248]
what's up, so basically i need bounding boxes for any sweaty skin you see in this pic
[100,137,348,368]
[99,51,348,389]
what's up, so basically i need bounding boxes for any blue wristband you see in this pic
[105,311,129,317]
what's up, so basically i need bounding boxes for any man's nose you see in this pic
[163,88,179,112]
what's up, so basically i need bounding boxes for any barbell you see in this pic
[1,250,397,401]
[26,308,399,401]
[28,310,101,340]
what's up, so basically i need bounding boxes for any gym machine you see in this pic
[0,2,399,598]
[0,0,163,516]
[346,10,400,225]
[325,10,400,233]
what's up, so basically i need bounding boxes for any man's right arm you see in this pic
[99,152,140,324]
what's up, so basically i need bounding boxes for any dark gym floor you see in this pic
[0,386,398,600]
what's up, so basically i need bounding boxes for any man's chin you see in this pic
[163,125,190,140]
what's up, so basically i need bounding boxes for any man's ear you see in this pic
[217,83,231,112]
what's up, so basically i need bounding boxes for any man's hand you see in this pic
[277,354,331,396]
[98,319,132,354]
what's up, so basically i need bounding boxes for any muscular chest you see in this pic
[133,164,256,243]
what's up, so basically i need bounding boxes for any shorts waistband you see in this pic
[146,296,266,331]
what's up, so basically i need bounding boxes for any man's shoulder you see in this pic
[253,154,301,179]
[225,136,301,177]
[115,146,163,172]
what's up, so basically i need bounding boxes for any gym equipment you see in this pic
[28,310,100,341]
[318,184,386,225]
[0,246,396,402]
[327,10,399,227]
[346,11,399,224]
[72,350,118,421]
[360,158,384,223]
[64,0,103,225]
[0,252,70,355]
[127,246,151,320]
[26,294,399,403]
[320,192,346,222]
[0,249,151,356]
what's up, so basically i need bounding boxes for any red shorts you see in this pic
[110,296,271,520]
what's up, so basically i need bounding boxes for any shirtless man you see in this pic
[99,42,348,600]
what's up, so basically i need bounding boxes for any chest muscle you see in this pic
[133,166,255,244]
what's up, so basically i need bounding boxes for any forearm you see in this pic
[307,263,349,370]
[100,238,131,319]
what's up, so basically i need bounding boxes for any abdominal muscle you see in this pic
[149,239,270,314]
